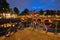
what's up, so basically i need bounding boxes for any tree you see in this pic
[45,10,51,16]
[56,11,60,15]
[50,10,55,16]
[45,10,55,16]
[39,9,44,15]
[0,0,10,27]
[0,0,10,18]
[0,0,10,13]
[13,7,19,15]
[20,8,29,15]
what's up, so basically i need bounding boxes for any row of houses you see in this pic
[0,12,18,19]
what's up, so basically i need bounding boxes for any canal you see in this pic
[0,19,60,37]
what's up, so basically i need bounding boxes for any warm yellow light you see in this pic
[6,14,11,18]
[0,17,2,19]
[2,13,11,18]
[11,14,17,18]
[21,18,24,20]
[1,13,18,18]
[49,20,52,23]
[1,23,12,28]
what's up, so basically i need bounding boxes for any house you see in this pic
[0,12,18,19]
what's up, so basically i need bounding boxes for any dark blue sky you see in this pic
[7,0,60,12]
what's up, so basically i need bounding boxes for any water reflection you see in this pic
[0,19,60,37]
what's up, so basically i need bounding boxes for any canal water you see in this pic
[46,20,60,33]
[0,20,60,37]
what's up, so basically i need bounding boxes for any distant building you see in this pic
[0,12,18,19]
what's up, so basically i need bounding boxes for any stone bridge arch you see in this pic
[44,19,52,23]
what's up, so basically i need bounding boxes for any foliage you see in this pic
[13,7,19,15]
[39,9,44,15]
[20,8,29,15]
[0,0,10,13]
[45,10,55,16]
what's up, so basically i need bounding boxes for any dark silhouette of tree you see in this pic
[39,9,44,15]
[45,10,50,16]
[56,10,60,15]
[0,0,10,13]
[20,8,29,15]
[13,7,19,15]
[45,10,55,16]
[50,10,55,16]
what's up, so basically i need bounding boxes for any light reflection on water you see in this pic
[0,20,60,37]
[0,23,16,28]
